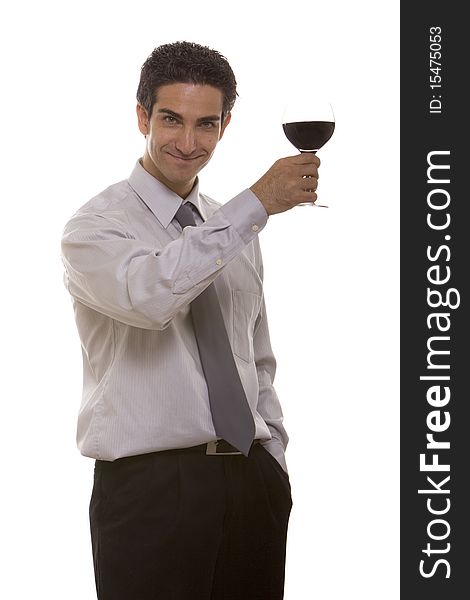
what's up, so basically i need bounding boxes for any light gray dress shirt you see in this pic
[61,160,288,471]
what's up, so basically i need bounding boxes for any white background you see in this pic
[1,1,399,598]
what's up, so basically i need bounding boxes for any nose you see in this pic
[174,126,197,156]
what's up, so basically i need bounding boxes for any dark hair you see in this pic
[136,41,238,120]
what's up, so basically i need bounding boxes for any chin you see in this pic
[167,168,198,183]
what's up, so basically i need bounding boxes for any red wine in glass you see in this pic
[282,99,335,207]
[282,121,335,153]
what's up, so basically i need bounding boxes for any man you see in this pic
[61,41,320,600]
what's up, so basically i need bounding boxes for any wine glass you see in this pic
[282,96,335,207]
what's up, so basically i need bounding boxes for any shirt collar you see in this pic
[127,159,207,228]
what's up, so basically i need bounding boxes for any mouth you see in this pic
[167,152,204,163]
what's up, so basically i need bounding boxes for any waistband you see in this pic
[96,439,262,466]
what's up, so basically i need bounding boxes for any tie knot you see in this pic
[174,202,197,229]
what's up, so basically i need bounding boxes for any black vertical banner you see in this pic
[401,3,468,599]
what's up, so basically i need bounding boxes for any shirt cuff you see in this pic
[219,189,268,245]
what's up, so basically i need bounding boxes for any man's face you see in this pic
[137,83,231,198]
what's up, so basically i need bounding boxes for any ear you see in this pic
[136,104,149,135]
[218,112,232,140]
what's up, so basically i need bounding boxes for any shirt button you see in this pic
[251,224,259,232]
[216,259,222,266]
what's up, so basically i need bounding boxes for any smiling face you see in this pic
[136,83,231,198]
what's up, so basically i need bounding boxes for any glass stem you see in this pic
[299,151,328,207]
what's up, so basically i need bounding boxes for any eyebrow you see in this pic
[157,108,221,123]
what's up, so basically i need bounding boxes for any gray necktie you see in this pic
[174,202,255,456]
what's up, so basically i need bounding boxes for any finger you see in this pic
[292,152,321,168]
[300,175,318,191]
[301,167,319,179]
[287,153,321,168]
[297,190,318,204]
[301,187,317,196]
[292,163,319,179]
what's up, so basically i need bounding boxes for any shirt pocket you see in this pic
[232,289,262,363]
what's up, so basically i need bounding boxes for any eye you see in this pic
[163,115,178,124]
[200,121,217,129]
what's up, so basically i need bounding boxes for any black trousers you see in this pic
[89,442,292,600]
